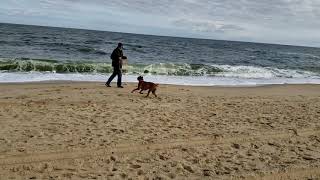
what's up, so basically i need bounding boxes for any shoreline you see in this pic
[1,79,320,87]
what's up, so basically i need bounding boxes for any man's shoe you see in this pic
[117,86,124,88]
[105,84,111,87]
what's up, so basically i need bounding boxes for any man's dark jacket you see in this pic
[110,48,123,69]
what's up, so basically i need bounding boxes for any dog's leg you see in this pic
[131,88,139,93]
[146,90,151,97]
[139,90,143,94]
[152,89,157,97]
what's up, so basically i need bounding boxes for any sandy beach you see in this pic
[0,82,319,179]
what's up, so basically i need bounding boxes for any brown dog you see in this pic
[131,76,158,97]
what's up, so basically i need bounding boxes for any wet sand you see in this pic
[0,82,319,179]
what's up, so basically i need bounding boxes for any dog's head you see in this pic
[137,76,144,81]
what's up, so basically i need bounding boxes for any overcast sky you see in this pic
[1,0,320,47]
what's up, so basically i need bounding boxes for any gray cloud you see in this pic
[173,19,245,33]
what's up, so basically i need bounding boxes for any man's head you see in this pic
[118,43,123,49]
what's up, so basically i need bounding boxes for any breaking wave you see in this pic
[0,58,319,79]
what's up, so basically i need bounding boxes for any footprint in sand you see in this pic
[182,164,195,173]
[130,164,141,169]
[137,169,144,175]
[16,95,29,99]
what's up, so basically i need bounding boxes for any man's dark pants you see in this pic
[106,67,122,87]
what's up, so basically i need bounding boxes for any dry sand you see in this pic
[0,82,319,179]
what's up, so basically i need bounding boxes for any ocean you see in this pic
[1,23,320,86]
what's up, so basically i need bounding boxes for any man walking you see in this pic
[106,43,127,88]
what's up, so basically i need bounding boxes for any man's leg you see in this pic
[117,69,122,87]
[106,71,117,86]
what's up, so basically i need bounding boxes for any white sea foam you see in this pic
[1,72,320,86]
[212,65,318,79]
